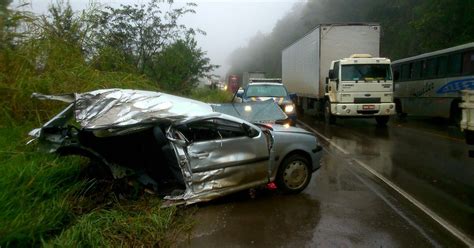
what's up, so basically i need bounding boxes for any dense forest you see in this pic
[228,0,474,78]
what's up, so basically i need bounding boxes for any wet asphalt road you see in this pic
[179,115,473,247]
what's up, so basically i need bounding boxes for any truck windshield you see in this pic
[341,64,392,81]
[246,85,287,97]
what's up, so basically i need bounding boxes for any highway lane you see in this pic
[297,114,474,245]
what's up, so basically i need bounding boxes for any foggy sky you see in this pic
[15,0,304,78]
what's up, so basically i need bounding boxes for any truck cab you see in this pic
[325,54,396,125]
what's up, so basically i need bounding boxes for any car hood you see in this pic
[32,89,215,130]
[270,124,313,135]
[211,100,287,123]
[243,96,292,105]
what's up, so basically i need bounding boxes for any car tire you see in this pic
[276,154,312,194]
[375,116,390,126]
[324,101,336,124]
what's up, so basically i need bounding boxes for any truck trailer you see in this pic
[282,23,395,125]
[242,71,266,88]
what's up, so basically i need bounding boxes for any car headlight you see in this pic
[284,104,295,113]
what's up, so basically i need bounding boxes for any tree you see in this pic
[90,0,217,92]
[411,0,474,52]
[91,0,201,73]
[151,36,218,94]
[227,0,474,77]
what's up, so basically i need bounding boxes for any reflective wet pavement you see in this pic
[178,116,472,247]
[303,115,474,242]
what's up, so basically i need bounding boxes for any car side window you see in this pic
[178,118,248,143]
[214,119,247,139]
[178,120,220,143]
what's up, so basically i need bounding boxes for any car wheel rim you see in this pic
[283,160,308,190]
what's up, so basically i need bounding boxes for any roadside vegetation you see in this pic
[0,0,229,246]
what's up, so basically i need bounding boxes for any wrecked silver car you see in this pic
[29,89,322,205]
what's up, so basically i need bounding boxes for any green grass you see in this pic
[189,88,233,103]
[0,125,193,247]
[46,198,194,247]
[0,126,85,247]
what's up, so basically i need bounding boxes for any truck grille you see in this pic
[354,97,381,103]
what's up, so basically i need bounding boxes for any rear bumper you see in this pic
[331,103,396,116]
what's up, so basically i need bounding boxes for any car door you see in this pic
[179,117,270,195]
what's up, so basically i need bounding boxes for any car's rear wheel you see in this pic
[276,154,311,194]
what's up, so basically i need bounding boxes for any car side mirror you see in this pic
[236,92,243,98]
[242,123,259,138]
[328,69,335,79]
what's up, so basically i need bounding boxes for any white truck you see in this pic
[460,90,474,154]
[282,23,396,125]
[242,71,266,88]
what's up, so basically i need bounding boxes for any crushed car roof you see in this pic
[33,89,215,129]
[32,89,287,130]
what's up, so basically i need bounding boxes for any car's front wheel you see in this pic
[276,154,312,194]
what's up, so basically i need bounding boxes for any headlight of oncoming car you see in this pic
[284,104,295,113]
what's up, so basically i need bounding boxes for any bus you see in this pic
[392,42,474,122]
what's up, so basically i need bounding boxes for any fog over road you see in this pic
[179,115,473,247]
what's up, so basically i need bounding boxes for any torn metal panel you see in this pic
[31,92,76,103]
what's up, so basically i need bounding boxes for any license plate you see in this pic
[363,105,375,110]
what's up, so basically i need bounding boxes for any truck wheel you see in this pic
[324,101,336,124]
[375,116,390,126]
[276,154,312,194]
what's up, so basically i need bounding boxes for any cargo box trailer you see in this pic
[282,23,395,125]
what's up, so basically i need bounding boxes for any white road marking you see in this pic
[296,120,474,247]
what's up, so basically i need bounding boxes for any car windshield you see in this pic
[211,100,287,123]
[341,64,392,81]
[246,85,287,97]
